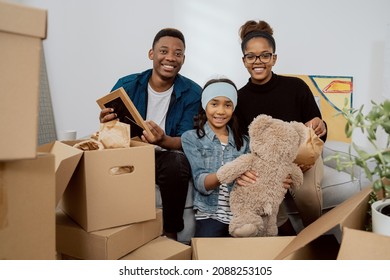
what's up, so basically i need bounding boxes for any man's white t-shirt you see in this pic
[146,83,173,133]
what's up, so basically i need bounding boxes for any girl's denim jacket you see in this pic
[181,122,250,214]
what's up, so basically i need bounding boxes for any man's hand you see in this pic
[141,120,165,144]
[99,108,117,123]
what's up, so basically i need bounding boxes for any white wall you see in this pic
[19,0,390,144]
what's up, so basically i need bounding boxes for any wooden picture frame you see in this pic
[96,87,153,140]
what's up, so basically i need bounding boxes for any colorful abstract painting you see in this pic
[288,75,353,142]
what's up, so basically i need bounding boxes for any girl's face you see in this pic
[205,96,234,131]
[242,37,277,85]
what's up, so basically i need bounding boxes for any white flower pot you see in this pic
[371,199,390,236]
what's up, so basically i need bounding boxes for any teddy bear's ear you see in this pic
[249,114,272,136]
[290,121,308,144]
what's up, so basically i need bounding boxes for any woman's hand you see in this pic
[305,117,326,137]
[236,171,293,190]
[283,174,293,189]
[298,164,313,173]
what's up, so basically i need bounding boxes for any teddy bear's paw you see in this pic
[266,226,278,237]
[231,224,259,237]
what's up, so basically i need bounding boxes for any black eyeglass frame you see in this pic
[243,52,275,64]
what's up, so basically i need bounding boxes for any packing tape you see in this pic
[0,163,8,229]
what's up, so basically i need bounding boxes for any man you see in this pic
[100,28,201,240]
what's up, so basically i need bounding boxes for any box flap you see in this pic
[192,236,294,260]
[38,141,83,205]
[0,1,47,39]
[121,236,192,260]
[337,227,390,259]
[275,186,372,259]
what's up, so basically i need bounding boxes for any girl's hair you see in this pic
[239,20,276,53]
[193,78,245,151]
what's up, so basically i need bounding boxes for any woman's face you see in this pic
[242,37,277,85]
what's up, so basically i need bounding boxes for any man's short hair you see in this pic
[152,28,186,49]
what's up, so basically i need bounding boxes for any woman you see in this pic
[235,20,327,230]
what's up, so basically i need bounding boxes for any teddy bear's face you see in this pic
[248,114,302,162]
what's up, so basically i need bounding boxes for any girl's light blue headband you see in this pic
[201,82,237,110]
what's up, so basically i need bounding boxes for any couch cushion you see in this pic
[322,165,361,209]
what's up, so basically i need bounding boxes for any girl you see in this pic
[181,78,250,237]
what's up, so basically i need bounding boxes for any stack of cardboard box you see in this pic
[0,1,56,260]
[54,139,192,260]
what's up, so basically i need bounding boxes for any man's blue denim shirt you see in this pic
[112,69,201,137]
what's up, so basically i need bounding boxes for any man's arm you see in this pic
[141,120,182,150]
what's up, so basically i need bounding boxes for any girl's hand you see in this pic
[236,170,257,187]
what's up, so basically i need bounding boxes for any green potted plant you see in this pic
[327,99,390,235]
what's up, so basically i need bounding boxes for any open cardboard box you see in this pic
[0,1,47,160]
[60,139,156,232]
[37,141,83,205]
[193,186,389,260]
[56,208,163,260]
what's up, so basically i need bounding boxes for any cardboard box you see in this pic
[192,234,340,260]
[121,236,192,260]
[0,1,47,160]
[337,227,390,259]
[0,153,56,259]
[61,140,156,232]
[192,186,373,260]
[192,236,295,260]
[37,141,83,205]
[56,208,163,260]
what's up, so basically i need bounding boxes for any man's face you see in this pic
[149,36,185,81]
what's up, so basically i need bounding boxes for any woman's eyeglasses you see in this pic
[243,52,275,64]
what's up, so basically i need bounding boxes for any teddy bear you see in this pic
[216,114,308,237]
